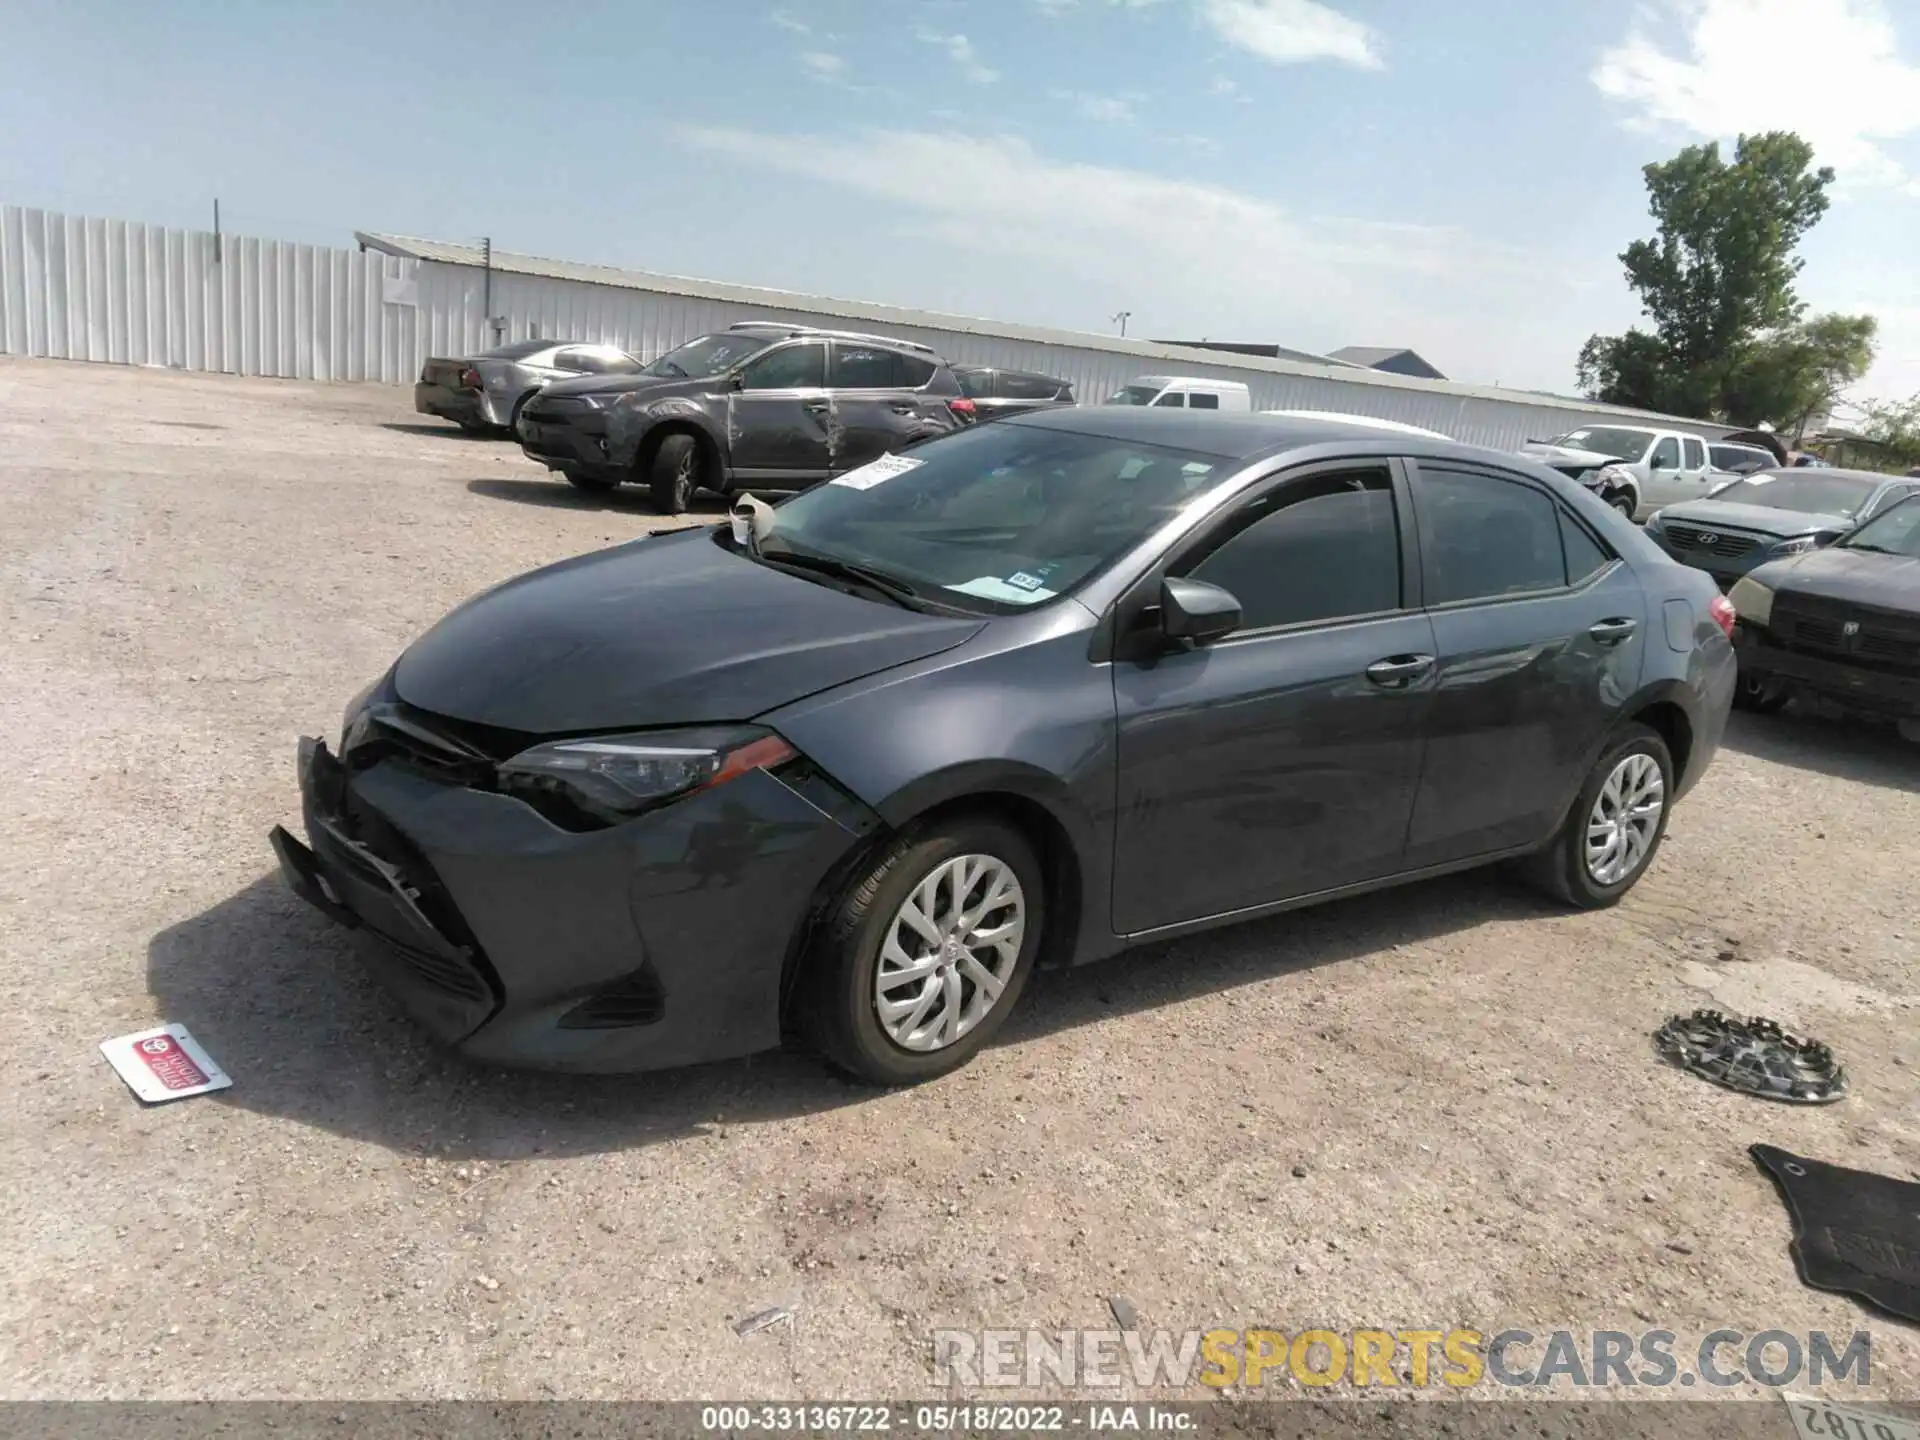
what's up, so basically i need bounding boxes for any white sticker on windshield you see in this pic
[831,453,925,491]
[1744,473,1774,484]
[950,575,1057,605]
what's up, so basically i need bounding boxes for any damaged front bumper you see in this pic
[1734,624,1920,719]
[270,721,880,1073]
[517,402,625,484]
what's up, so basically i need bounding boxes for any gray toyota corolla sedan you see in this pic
[271,411,1736,1084]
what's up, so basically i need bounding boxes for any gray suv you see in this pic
[519,323,970,513]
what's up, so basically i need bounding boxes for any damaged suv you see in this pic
[517,322,972,513]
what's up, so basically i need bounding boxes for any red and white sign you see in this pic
[100,1024,232,1104]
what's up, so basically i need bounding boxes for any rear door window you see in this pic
[895,353,937,389]
[1001,373,1063,401]
[1188,392,1221,410]
[1417,469,1568,603]
[829,345,900,389]
[1682,437,1706,469]
[957,370,997,399]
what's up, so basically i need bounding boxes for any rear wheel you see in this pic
[1521,724,1673,909]
[649,433,702,514]
[1733,669,1791,714]
[563,471,619,495]
[801,817,1044,1086]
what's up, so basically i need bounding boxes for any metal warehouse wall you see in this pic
[0,205,424,382]
[3,203,1729,453]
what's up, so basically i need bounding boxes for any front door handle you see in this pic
[1589,617,1638,644]
[1365,653,1435,688]
[801,399,830,414]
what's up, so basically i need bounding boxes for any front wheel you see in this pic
[1733,669,1791,714]
[801,818,1044,1086]
[1521,724,1674,909]
[649,433,702,515]
[1610,494,1636,520]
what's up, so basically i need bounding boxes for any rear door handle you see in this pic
[1365,653,1435,688]
[888,401,918,413]
[1589,617,1638,644]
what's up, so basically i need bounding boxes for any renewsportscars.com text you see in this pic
[932,1327,1872,1391]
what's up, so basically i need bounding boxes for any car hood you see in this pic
[1519,442,1618,470]
[393,529,987,734]
[1755,546,1920,610]
[538,371,713,401]
[1655,500,1855,536]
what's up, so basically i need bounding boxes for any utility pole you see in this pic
[1111,310,1131,338]
[212,198,221,263]
[481,236,493,345]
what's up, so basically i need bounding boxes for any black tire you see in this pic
[649,433,701,515]
[1732,669,1791,714]
[800,816,1045,1086]
[563,470,619,495]
[502,392,534,438]
[1610,494,1636,521]
[1521,723,1674,909]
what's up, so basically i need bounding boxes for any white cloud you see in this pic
[1593,0,1920,195]
[1197,0,1381,70]
[798,51,846,81]
[1053,89,1138,123]
[915,29,1001,85]
[769,8,808,34]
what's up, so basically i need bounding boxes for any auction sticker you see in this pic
[831,453,924,491]
[100,1024,232,1104]
[1783,1394,1920,1440]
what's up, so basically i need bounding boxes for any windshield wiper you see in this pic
[756,549,940,611]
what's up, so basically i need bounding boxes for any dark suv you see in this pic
[953,366,1076,422]
[518,322,971,513]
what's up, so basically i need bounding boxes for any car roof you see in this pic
[1002,404,1508,463]
[1737,466,1894,485]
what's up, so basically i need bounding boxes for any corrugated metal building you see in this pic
[353,232,1736,452]
[0,202,1735,452]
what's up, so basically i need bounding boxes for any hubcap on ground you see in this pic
[1585,752,1665,886]
[873,853,1025,1052]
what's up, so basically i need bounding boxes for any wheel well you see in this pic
[635,421,721,485]
[1631,700,1693,785]
[777,789,1087,1027]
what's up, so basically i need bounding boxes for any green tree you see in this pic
[1576,132,1874,425]
[1860,394,1920,468]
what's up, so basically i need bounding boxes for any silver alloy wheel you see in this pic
[1585,752,1665,886]
[873,853,1026,1052]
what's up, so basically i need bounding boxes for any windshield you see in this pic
[640,332,774,379]
[1839,496,1920,557]
[1105,384,1163,406]
[752,423,1227,613]
[1545,427,1655,462]
[1706,471,1877,517]
[1709,444,1772,473]
[480,339,554,361]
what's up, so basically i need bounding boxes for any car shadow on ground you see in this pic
[378,422,503,440]
[149,866,1550,1162]
[464,476,731,517]
[1721,707,1919,793]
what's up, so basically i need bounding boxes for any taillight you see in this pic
[458,367,482,390]
[1708,593,1736,640]
[948,397,977,422]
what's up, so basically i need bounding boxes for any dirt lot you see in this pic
[2,356,1917,1406]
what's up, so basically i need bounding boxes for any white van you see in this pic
[1104,375,1251,412]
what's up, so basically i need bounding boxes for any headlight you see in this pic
[1727,576,1774,628]
[1767,534,1817,557]
[497,726,796,823]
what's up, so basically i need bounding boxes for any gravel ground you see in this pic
[2,357,1917,1407]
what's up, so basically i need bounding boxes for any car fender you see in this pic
[606,399,728,472]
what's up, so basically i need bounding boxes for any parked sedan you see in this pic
[271,411,1734,1083]
[518,323,969,511]
[1727,494,1920,722]
[952,366,1075,422]
[1645,468,1920,588]
[414,339,642,434]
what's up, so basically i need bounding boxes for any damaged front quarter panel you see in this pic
[604,394,727,473]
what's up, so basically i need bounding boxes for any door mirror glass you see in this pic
[1159,576,1241,644]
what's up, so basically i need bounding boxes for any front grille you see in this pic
[1773,595,1920,675]
[1664,522,1761,558]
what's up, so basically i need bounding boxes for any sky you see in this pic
[4,0,1920,403]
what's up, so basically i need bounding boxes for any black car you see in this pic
[517,322,970,513]
[271,410,1735,1084]
[1726,493,1920,721]
[952,365,1076,422]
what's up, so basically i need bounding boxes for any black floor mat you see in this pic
[1752,1144,1920,1324]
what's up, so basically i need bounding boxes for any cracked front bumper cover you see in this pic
[271,733,880,1073]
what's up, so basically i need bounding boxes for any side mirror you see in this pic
[1159,576,1241,645]
[728,371,745,391]
[1649,453,1673,470]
